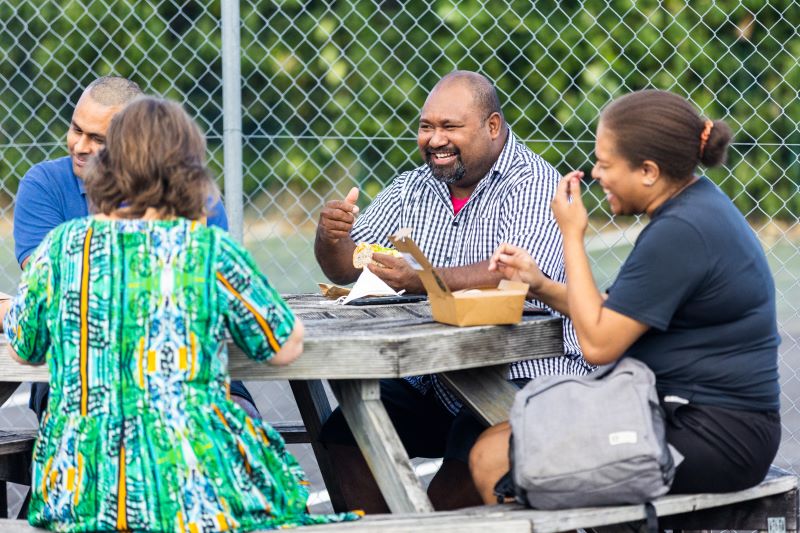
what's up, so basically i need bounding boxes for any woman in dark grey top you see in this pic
[470,90,780,502]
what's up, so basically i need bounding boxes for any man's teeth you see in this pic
[434,152,455,159]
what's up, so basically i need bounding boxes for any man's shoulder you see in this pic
[21,155,73,185]
[487,134,560,193]
[388,165,429,187]
[505,140,560,180]
[367,165,431,201]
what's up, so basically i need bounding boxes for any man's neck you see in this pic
[447,127,509,198]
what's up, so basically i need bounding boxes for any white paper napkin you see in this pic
[341,268,399,304]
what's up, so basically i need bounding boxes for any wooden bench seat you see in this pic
[0,466,795,532]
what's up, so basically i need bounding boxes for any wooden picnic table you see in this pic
[0,294,564,515]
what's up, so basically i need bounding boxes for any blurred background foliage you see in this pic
[0,0,797,220]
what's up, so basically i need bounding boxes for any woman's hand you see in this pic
[489,243,548,294]
[551,171,589,241]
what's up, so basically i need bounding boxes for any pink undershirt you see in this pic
[451,195,469,215]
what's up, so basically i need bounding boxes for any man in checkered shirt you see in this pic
[315,71,591,511]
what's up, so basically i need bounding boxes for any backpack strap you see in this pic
[644,501,659,533]
[493,471,516,503]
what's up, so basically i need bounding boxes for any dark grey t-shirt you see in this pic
[605,177,779,412]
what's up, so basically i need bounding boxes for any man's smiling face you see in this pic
[66,92,122,178]
[417,81,495,190]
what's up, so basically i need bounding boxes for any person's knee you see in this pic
[468,432,493,486]
[469,421,510,472]
[469,422,511,503]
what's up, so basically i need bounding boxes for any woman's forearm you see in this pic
[562,235,610,362]
[532,277,570,316]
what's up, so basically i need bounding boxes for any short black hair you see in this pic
[438,70,504,121]
[85,76,143,107]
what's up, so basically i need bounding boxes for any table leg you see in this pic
[288,380,348,512]
[329,379,434,514]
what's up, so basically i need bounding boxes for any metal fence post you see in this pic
[221,0,244,242]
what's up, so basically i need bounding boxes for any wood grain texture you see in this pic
[0,431,36,457]
[330,379,434,514]
[0,296,563,381]
[659,488,798,531]
[0,295,563,518]
[440,364,517,426]
[0,470,795,532]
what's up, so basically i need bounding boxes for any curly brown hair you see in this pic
[83,97,218,220]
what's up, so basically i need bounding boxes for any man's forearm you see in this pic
[314,234,360,285]
[435,260,505,292]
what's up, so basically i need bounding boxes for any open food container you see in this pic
[388,228,529,326]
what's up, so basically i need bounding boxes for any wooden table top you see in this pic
[0,294,564,382]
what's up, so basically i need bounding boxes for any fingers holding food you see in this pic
[353,242,402,268]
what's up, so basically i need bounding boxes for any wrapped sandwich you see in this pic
[353,242,402,268]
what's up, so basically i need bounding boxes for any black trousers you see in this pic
[664,401,781,493]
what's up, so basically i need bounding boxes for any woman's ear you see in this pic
[640,160,661,187]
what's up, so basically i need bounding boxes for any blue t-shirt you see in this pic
[13,156,229,265]
[604,177,779,412]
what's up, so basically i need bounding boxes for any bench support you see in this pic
[440,363,517,426]
[330,379,434,513]
[660,487,798,532]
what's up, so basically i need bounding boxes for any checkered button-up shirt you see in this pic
[351,129,592,414]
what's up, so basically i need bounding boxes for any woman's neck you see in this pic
[646,175,699,216]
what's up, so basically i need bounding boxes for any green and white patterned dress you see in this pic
[4,217,360,532]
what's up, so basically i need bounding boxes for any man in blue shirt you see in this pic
[14,77,228,266]
[14,76,257,418]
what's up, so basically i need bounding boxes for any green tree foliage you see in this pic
[0,0,797,218]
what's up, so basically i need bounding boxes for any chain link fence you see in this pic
[0,0,798,513]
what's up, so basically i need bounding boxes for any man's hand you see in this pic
[367,253,425,294]
[317,187,360,244]
[315,187,361,284]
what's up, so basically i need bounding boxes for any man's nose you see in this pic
[73,134,93,155]
[429,128,448,148]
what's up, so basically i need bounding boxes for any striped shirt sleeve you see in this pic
[499,163,564,282]
[351,171,415,246]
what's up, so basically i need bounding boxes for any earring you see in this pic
[643,179,655,187]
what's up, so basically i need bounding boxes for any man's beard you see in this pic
[426,153,466,184]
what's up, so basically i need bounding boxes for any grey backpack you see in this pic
[507,357,680,509]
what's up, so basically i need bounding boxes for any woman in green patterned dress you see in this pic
[2,97,360,532]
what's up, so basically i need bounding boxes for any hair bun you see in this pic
[699,119,733,168]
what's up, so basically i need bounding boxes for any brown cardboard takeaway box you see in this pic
[388,228,529,327]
